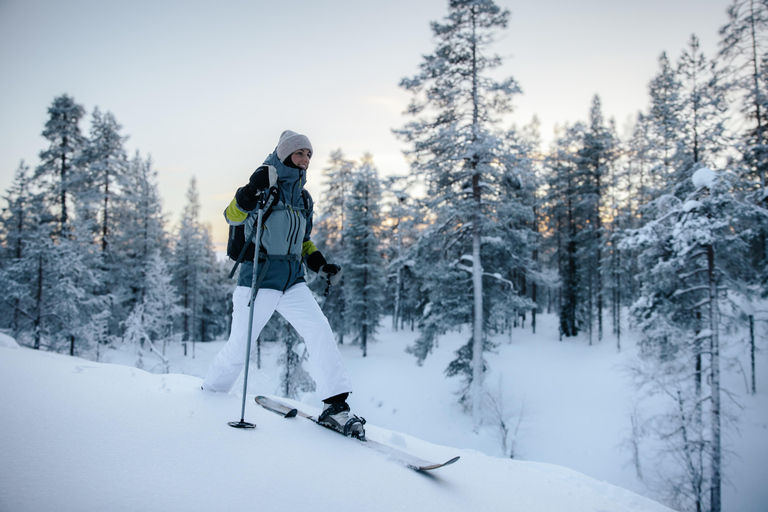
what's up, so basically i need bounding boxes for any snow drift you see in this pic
[0,344,673,512]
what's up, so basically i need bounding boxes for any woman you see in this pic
[202,130,364,438]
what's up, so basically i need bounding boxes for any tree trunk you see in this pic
[471,182,484,426]
[707,244,721,512]
[750,314,756,394]
[102,171,109,252]
[60,138,68,231]
[34,253,43,350]
[469,4,485,427]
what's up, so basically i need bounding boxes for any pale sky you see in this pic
[0,0,732,249]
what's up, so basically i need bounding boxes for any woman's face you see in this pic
[290,148,312,170]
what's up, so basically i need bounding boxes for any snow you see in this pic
[692,167,717,189]
[682,199,701,212]
[2,313,766,511]
[0,332,19,349]
[0,341,672,512]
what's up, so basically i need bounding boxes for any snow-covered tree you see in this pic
[622,167,766,512]
[718,0,768,284]
[542,97,620,343]
[112,152,168,311]
[171,177,224,346]
[647,52,684,191]
[396,0,527,423]
[314,149,356,344]
[342,155,386,357]
[276,319,315,399]
[0,161,35,336]
[719,0,768,194]
[380,175,423,332]
[543,124,583,338]
[34,94,86,234]
[73,107,129,252]
[673,35,730,197]
[575,96,620,343]
[123,252,183,372]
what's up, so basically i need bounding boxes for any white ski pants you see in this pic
[202,283,353,401]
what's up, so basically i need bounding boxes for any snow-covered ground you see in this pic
[1,313,766,511]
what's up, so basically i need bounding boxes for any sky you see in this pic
[0,0,733,249]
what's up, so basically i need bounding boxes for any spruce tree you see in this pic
[543,124,583,338]
[719,0,768,193]
[343,156,386,357]
[718,0,768,282]
[396,0,523,423]
[315,149,355,343]
[0,161,36,337]
[35,94,86,234]
[173,177,206,343]
[621,167,762,512]
[73,107,129,253]
[648,52,684,196]
[115,152,168,310]
[380,175,422,332]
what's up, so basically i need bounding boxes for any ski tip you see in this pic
[417,456,460,471]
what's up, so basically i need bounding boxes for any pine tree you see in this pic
[276,319,316,399]
[719,0,768,193]
[343,156,386,357]
[675,35,729,197]
[396,0,526,423]
[0,161,38,338]
[718,0,768,282]
[380,175,422,332]
[173,177,205,343]
[314,149,355,344]
[73,107,129,252]
[543,124,583,338]
[647,52,684,196]
[621,167,762,512]
[37,222,111,358]
[124,252,183,372]
[625,113,657,221]
[114,152,168,311]
[171,177,223,347]
[577,95,620,343]
[34,94,86,234]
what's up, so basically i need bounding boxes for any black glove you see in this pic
[249,165,277,190]
[319,263,342,286]
[236,166,279,212]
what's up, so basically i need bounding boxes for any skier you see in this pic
[202,130,364,438]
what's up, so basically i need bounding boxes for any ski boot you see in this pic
[318,401,366,439]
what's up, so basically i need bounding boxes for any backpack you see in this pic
[226,188,314,275]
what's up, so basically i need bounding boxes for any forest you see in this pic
[2,1,767,511]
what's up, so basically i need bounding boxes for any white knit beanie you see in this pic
[276,130,313,162]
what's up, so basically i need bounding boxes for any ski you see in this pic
[255,395,460,472]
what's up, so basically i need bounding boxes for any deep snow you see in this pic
[1,312,766,511]
[0,342,672,512]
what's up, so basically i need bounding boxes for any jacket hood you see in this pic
[264,151,306,207]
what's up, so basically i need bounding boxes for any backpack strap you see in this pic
[228,186,278,279]
[301,188,313,213]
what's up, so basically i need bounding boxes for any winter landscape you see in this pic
[3,1,768,511]
[1,314,766,512]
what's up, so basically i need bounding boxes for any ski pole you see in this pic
[229,201,265,429]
